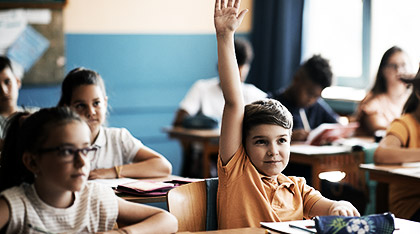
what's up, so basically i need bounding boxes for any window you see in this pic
[302,0,365,88]
[302,0,419,90]
[370,0,420,80]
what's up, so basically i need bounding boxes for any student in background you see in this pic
[214,0,359,229]
[172,38,266,126]
[0,56,37,149]
[374,66,420,221]
[0,107,178,233]
[356,46,412,136]
[268,55,338,142]
[58,68,172,179]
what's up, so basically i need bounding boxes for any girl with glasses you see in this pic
[356,46,414,136]
[0,107,177,233]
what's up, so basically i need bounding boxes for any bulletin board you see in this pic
[0,1,66,9]
[0,0,66,85]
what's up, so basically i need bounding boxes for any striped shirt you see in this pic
[1,181,118,234]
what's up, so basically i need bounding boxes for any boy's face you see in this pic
[0,67,21,114]
[245,124,291,178]
[294,75,323,108]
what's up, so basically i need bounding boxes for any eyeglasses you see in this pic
[38,146,98,161]
[385,63,406,71]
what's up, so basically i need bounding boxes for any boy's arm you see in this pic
[172,109,190,126]
[214,0,248,165]
[309,197,360,217]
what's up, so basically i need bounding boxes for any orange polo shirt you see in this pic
[387,113,420,219]
[217,145,323,229]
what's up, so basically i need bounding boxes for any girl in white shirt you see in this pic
[58,68,172,179]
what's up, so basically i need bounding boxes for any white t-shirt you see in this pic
[1,181,118,234]
[90,127,143,170]
[179,77,267,121]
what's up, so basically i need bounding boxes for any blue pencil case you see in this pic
[314,212,395,234]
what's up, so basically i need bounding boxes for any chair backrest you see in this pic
[205,178,218,231]
[167,178,218,232]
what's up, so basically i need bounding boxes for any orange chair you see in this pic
[166,178,218,232]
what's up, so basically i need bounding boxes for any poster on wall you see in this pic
[0,6,64,85]
[7,25,50,72]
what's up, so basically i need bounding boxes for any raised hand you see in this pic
[214,0,248,37]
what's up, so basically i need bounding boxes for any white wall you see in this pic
[64,0,253,34]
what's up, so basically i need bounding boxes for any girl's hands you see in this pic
[214,0,248,37]
[329,200,360,217]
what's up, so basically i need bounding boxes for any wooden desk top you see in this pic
[360,163,420,186]
[177,218,420,233]
[177,227,267,234]
[163,126,220,141]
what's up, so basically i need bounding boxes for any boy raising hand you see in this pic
[214,0,359,229]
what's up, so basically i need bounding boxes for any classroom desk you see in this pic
[165,126,369,188]
[290,144,366,192]
[164,127,220,178]
[118,193,167,204]
[360,163,420,213]
[177,218,420,233]
[177,227,266,234]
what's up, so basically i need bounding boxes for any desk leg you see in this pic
[180,141,193,177]
[202,142,211,178]
[312,164,322,191]
[375,182,389,213]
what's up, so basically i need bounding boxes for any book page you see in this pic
[261,220,316,234]
[306,122,359,146]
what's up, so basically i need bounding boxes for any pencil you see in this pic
[289,223,316,233]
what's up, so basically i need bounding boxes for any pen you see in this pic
[289,223,316,233]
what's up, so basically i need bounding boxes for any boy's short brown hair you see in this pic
[242,98,293,143]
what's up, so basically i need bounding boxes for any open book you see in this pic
[306,122,359,146]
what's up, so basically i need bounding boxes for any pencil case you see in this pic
[314,212,395,234]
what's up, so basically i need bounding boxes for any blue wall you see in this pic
[19,33,225,176]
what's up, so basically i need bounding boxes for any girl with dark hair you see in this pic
[0,107,177,233]
[374,66,420,221]
[58,67,172,179]
[356,46,413,136]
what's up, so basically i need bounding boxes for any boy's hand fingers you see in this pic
[221,0,226,8]
[237,9,248,23]
[227,0,234,7]
[215,0,221,12]
[233,0,241,9]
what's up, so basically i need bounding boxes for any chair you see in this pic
[166,178,218,232]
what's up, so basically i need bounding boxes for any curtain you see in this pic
[247,0,304,93]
